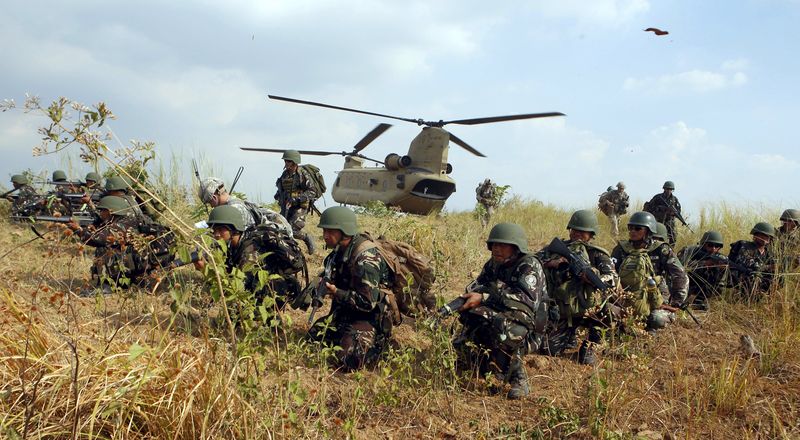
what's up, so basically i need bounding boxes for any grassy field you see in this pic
[1,193,798,440]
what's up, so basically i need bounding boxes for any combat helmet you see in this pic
[700,230,724,246]
[750,222,776,238]
[97,196,130,216]
[486,223,528,253]
[628,211,658,234]
[654,222,668,241]
[11,174,28,185]
[105,176,129,192]
[52,170,68,182]
[207,205,246,232]
[198,177,225,204]
[317,206,358,236]
[780,209,800,224]
[282,150,301,164]
[616,181,626,190]
[567,209,599,235]
[662,181,675,190]
[85,172,102,183]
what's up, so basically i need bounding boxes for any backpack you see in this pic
[352,233,436,320]
[243,200,293,235]
[617,241,663,318]
[598,193,613,215]
[249,224,307,277]
[299,164,326,200]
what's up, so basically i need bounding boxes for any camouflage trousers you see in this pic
[609,213,621,236]
[309,317,388,371]
[284,206,310,241]
[454,306,529,376]
[664,218,677,246]
[479,204,494,228]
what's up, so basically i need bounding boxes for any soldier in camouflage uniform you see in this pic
[79,171,104,206]
[728,222,777,300]
[537,210,618,365]
[643,181,682,246]
[677,231,728,310]
[6,174,42,216]
[275,150,318,253]
[198,177,292,236]
[95,176,156,223]
[775,209,800,273]
[308,207,394,371]
[194,205,306,310]
[611,211,689,332]
[475,178,498,228]
[598,181,629,236]
[453,223,549,399]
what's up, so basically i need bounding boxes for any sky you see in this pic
[2,0,798,219]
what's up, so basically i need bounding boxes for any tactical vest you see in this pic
[617,241,663,318]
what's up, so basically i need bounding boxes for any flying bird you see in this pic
[644,27,669,36]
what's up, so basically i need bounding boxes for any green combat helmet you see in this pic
[52,170,68,182]
[97,196,130,216]
[628,211,658,234]
[85,172,103,183]
[700,230,724,246]
[654,222,668,241]
[750,222,776,238]
[105,176,129,192]
[780,209,800,224]
[11,174,28,185]
[486,222,528,253]
[662,181,675,190]
[317,206,358,236]
[282,150,301,164]
[207,205,246,232]
[567,209,599,235]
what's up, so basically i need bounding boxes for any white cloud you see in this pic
[623,69,747,94]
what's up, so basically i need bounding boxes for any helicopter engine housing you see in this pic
[384,153,412,171]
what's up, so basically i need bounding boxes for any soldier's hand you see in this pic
[66,220,80,231]
[459,292,483,311]
[324,280,337,296]
[194,259,206,271]
[80,194,90,204]
[544,256,567,269]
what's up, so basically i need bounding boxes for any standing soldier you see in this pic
[611,212,689,332]
[199,177,292,235]
[775,209,800,272]
[452,223,549,399]
[309,207,394,371]
[643,181,682,246]
[475,178,498,228]
[538,210,617,365]
[598,182,630,236]
[275,150,318,253]
[5,174,41,216]
[729,222,777,300]
[677,231,729,310]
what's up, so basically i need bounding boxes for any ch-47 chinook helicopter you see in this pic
[241,95,564,215]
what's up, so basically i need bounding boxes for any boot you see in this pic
[578,341,596,366]
[506,357,530,400]
[303,235,317,254]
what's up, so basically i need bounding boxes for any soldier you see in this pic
[453,223,549,399]
[643,181,682,246]
[653,222,668,243]
[194,205,306,311]
[78,172,104,208]
[598,181,630,236]
[677,231,729,310]
[538,210,617,365]
[274,150,318,253]
[775,209,800,272]
[66,196,147,296]
[308,206,394,371]
[729,222,777,299]
[611,211,689,332]
[96,176,156,222]
[198,177,292,236]
[5,174,42,216]
[475,178,498,228]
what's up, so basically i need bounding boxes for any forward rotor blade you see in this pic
[268,95,421,125]
[448,132,486,157]
[443,112,565,126]
[352,123,391,153]
[239,147,345,157]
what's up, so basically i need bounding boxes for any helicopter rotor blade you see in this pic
[352,123,391,153]
[269,95,422,125]
[239,147,346,157]
[448,132,486,157]
[442,112,565,126]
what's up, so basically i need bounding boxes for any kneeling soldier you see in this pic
[677,231,728,310]
[728,222,776,299]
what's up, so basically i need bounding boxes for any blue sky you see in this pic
[2,0,798,219]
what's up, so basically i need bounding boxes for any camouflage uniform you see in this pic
[74,215,148,288]
[677,245,729,305]
[227,197,293,236]
[475,179,497,228]
[775,226,800,273]
[728,240,775,299]
[275,168,318,245]
[454,253,548,382]
[309,234,393,370]
[644,193,682,245]
[10,185,42,216]
[598,189,629,236]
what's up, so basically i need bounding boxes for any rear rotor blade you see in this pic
[352,123,391,153]
[443,112,565,126]
[448,132,486,157]
[269,95,421,125]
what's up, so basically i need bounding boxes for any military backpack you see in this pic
[299,164,326,200]
[249,224,307,277]
[617,241,663,318]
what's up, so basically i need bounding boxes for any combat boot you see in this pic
[303,235,317,254]
[578,341,596,366]
[506,358,530,400]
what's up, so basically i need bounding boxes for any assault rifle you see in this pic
[546,238,612,309]
[11,214,95,227]
[308,250,335,324]
[660,302,701,327]
[169,250,204,269]
[47,180,85,187]
[437,296,467,318]
[657,194,693,233]
[1,187,20,198]
[690,252,754,275]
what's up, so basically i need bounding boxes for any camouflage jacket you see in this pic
[227,197,294,236]
[475,182,497,206]
[325,234,392,321]
[604,189,629,215]
[611,238,689,305]
[644,193,681,222]
[225,226,304,288]
[274,168,318,209]
[74,215,143,249]
[470,253,549,330]
[677,245,729,295]
[10,185,41,215]
[774,227,800,270]
[728,240,775,293]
